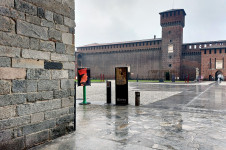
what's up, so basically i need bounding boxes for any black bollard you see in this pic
[135,92,140,106]
[106,81,111,104]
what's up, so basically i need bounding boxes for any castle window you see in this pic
[204,44,207,47]
[169,64,172,67]
[209,58,211,69]
[204,50,206,54]
[220,49,222,53]
[178,11,180,15]
[162,14,164,18]
[194,45,197,49]
[215,58,216,69]
[154,42,155,45]
[150,42,152,45]
[139,43,141,46]
[169,31,171,34]
[166,13,168,17]
[170,12,172,16]
[189,45,192,49]
[209,44,212,46]
[214,49,216,54]
[209,50,211,54]
[170,40,172,43]
[223,58,224,68]
[215,59,223,69]
[168,44,173,53]
[174,11,176,16]
[169,56,172,59]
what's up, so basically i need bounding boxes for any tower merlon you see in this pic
[159,9,186,27]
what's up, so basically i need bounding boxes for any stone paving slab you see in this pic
[30,81,226,150]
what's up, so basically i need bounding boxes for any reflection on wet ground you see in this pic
[31,81,226,150]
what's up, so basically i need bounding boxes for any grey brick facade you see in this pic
[0,0,75,149]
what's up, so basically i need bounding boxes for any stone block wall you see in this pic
[0,0,75,149]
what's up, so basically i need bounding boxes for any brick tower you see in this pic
[160,9,186,80]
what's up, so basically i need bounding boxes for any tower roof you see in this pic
[159,9,186,15]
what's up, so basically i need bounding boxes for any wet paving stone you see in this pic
[30,81,226,150]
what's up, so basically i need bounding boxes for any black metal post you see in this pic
[136,74,138,82]
[74,81,76,131]
[135,92,140,106]
[106,81,111,104]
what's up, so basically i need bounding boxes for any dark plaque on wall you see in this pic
[115,67,128,105]
[77,68,91,86]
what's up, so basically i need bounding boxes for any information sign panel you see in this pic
[115,67,128,105]
[78,68,91,86]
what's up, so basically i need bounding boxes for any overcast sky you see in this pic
[75,0,226,47]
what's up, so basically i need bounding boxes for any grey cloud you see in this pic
[75,0,226,47]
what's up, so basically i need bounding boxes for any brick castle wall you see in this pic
[78,48,161,80]
[201,48,226,80]
[0,0,75,149]
[181,42,226,80]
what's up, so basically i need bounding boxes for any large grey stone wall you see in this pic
[78,49,161,79]
[0,0,75,149]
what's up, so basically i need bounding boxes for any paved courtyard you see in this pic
[31,81,226,150]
